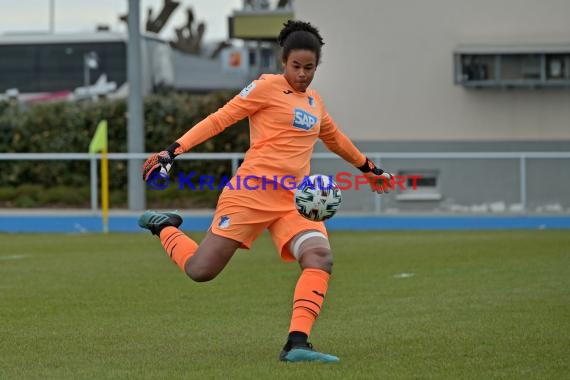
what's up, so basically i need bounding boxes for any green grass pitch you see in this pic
[0,230,568,379]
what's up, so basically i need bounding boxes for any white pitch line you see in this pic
[0,255,29,260]
[393,272,415,279]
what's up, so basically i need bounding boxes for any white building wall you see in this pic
[295,0,570,141]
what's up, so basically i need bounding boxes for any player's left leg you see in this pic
[138,210,198,270]
[138,205,263,282]
[269,215,339,363]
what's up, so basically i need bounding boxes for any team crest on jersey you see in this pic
[218,216,231,229]
[293,108,318,131]
[308,96,315,107]
[239,82,256,98]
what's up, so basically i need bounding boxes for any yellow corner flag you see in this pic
[89,120,109,233]
[89,120,108,154]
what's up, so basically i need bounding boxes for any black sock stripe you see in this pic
[164,231,183,247]
[168,243,178,258]
[165,232,184,250]
[293,305,319,318]
[294,298,322,310]
[312,290,325,299]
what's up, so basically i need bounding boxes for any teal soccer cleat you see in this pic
[279,342,339,363]
[138,210,183,236]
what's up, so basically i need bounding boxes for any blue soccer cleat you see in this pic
[279,342,339,363]
[138,210,182,236]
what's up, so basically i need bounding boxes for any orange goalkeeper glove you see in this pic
[142,142,182,182]
[357,157,394,194]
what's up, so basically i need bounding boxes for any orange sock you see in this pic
[159,226,198,271]
[289,268,330,336]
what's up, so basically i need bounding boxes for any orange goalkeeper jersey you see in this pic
[176,74,366,181]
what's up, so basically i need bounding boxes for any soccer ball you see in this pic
[294,174,342,221]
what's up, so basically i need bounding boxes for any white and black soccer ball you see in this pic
[294,174,342,221]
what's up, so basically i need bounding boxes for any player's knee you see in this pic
[184,260,218,282]
[186,271,216,282]
[185,268,217,282]
[299,248,333,274]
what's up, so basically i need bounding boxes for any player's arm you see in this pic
[142,80,268,181]
[319,112,393,194]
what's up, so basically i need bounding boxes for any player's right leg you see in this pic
[279,231,339,363]
[270,213,339,363]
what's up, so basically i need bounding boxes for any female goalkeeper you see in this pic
[139,20,392,363]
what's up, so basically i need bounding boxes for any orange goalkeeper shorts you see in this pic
[209,178,328,262]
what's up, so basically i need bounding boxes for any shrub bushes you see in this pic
[0,91,249,208]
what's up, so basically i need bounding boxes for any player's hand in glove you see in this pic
[358,157,394,194]
[142,142,182,182]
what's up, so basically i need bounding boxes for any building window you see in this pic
[454,45,570,88]
[500,54,541,80]
[0,41,126,93]
[461,54,494,81]
[396,170,442,201]
[546,54,567,79]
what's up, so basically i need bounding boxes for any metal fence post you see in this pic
[374,153,382,214]
[127,0,145,211]
[520,155,527,213]
[231,155,239,175]
[90,155,98,213]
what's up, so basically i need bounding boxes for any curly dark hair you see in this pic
[277,20,325,64]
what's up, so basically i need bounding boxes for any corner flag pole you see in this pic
[88,120,109,233]
[101,146,109,233]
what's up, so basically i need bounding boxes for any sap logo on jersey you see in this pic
[293,108,318,131]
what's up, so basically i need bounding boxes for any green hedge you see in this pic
[0,91,249,208]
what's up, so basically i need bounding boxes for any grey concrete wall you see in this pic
[295,0,570,141]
